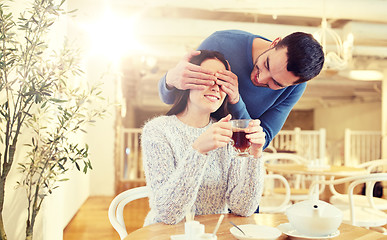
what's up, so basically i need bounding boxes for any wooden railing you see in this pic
[116,127,382,192]
[344,128,382,166]
[116,128,145,193]
[117,127,327,191]
[271,128,326,163]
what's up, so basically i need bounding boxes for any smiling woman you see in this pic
[166,50,230,123]
[140,50,267,226]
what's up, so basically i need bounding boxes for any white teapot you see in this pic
[286,199,343,236]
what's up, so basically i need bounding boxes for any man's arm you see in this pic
[158,74,177,104]
[259,84,306,149]
[227,96,251,119]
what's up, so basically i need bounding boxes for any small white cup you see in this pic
[185,221,205,239]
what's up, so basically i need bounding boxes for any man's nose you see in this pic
[257,71,270,85]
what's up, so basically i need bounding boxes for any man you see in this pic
[158,30,324,149]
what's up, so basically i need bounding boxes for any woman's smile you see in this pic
[204,94,220,102]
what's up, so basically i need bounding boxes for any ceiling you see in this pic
[106,0,387,111]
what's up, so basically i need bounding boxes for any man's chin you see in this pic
[253,82,269,88]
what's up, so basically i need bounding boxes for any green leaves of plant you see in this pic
[0,1,108,238]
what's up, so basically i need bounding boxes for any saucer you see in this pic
[277,223,340,240]
[230,224,282,240]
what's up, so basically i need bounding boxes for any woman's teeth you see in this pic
[205,95,219,101]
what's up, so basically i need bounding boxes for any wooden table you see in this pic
[265,164,368,199]
[124,213,386,239]
[265,164,368,177]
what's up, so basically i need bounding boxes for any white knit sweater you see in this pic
[141,115,265,226]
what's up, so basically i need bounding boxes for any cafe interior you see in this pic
[3,0,387,239]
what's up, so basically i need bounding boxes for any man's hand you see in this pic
[192,114,232,154]
[165,50,217,90]
[215,61,240,104]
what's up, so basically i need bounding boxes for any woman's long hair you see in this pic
[166,50,230,121]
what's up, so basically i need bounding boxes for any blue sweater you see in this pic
[159,30,306,148]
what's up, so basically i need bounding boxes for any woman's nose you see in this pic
[211,84,220,92]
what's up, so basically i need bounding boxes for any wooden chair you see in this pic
[108,186,149,239]
[263,144,277,153]
[263,153,317,202]
[330,159,387,210]
[260,173,291,213]
[309,173,387,231]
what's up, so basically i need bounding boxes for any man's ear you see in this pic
[270,37,281,47]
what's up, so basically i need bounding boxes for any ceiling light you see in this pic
[338,70,384,81]
[313,18,353,71]
[347,70,384,81]
[313,0,353,71]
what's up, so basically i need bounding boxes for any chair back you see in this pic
[358,159,387,173]
[108,186,149,239]
[260,174,291,213]
[263,152,312,197]
[309,173,387,227]
[264,144,277,153]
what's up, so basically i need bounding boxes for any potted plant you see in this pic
[0,0,107,239]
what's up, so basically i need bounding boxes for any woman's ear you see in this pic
[270,37,281,47]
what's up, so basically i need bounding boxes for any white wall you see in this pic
[315,101,381,141]
[66,0,117,197]
[314,101,381,164]
[1,0,117,239]
[85,57,116,196]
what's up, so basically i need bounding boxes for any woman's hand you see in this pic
[245,119,266,158]
[192,114,232,154]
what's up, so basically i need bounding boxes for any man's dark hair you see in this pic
[275,32,324,84]
[166,50,229,120]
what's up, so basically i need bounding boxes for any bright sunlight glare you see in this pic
[80,9,143,62]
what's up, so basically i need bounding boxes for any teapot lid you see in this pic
[286,199,342,218]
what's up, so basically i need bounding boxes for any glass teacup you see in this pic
[230,119,251,157]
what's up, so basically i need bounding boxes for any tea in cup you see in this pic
[230,119,251,157]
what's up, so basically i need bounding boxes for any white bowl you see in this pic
[285,200,343,237]
[230,224,282,240]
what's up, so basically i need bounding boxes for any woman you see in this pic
[141,50,266,226]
